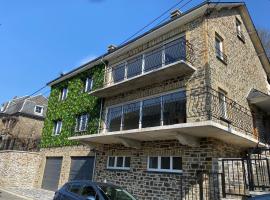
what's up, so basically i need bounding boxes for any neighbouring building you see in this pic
[37,2,270,199]
[0,95,48,151]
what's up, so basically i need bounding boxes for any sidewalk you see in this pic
[0,187,54,200]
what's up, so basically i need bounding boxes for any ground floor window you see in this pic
[107,156,131,170]
[148,156,182,173]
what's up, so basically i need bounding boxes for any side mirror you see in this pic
[86,196,96,200]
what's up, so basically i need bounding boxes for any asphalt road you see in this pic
[0,190,24,200]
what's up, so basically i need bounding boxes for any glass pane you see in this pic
[116,157,124,167]
[142,97,161,128]
[165,37,186,64]
[127,56,142,78]
[85,77,93,92]
[163,91,186,125]
[124,157,131,168]
[173,157,182,170]
[108,157,115,167]
[144,47,163,72]
[123,102,140,130]
[69,184,82,194]
[149,157,158,169]
[161,157,170,169]
[80,114,88,131]
[81,186,96,197]
[112,64,125,83]
[107,106,122,132]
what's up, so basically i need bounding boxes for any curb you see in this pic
[0,188,33,200]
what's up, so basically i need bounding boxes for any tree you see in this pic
[257,28,270,60]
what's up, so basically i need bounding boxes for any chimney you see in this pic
[108,45,117,53]
[170,9,182,19]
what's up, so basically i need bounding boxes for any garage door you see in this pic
[41,157,63,191]
[69,156,95,181]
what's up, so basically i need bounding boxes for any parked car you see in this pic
[53,180,137,200]
[247,194,270,200]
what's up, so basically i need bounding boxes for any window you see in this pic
[127,56,142,78]
[144,47,163,72]
[107,156,131,170]
[81,185,97,198]
[123,102,140,130]
[60,88,68,101]
[75,114,89,132]
[53,120,62,135]
[112,63,125,83]
[215,34,224,60]
[236,18,245,42]
[85,77,93,92]
[218,89,227,119]
[34,105,44,115]
[107,106,122,132]
[148,156,182,173]
[165,37,186,65]
[68,183,82,195]
[142,97,161,128]
[0,104,5,112]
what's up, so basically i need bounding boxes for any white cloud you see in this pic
[77,54,97,66]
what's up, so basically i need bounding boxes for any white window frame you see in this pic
[147,156,182,173]
[107,156,131,170]
[215,35,224,60]
[53,120,62,135]
[34,105,44,115]
[105,88,185,132]
[75,114,89,132]
[218,90,227,119]
[60,88,68,101]
[85,77,93,93]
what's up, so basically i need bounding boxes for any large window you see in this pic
[107,156,131,170]
[148,156,182,173]
[127,56,142,78]
[165,37,186,65]
[106,90,186,132]
[112,63,125,83]
[144,47,163,72]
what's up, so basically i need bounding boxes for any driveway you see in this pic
[0,189,25,200]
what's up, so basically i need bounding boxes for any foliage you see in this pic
[40,64,105,148]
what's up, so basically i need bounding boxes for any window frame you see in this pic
[60,87,68,101]
[34,105,44,115]
[215,34,224,59]
[53,120,62,136]
[75,114,89,132]
[147,156,182,173]
[218,89,228,120]
[85,77,94,93]
[107,156,131,170]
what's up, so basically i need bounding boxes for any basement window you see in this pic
[147,156,182,173]
[107,156,131,170]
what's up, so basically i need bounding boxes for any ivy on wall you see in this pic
[40,64,105,148]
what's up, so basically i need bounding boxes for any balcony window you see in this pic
[163,92,186,125]
[165,37,186,65]
[144,47,163,72]
[112,63,125,83]
[218,89,227,119]
[106,90,186,132]
[142,97,161,128]
[127,55,142,78]
[123,102,140,130]
[107,106,122,132]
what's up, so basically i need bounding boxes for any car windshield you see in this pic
[98,184,136,200]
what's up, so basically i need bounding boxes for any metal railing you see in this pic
[100,38,194,88]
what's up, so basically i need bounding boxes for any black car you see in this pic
[53,180,137,200]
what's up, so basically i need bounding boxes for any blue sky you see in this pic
[0,0,269,103]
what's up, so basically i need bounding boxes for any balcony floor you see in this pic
[90,60,196,98]
[69,121,266,148]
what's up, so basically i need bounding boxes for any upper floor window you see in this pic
[85,77,93,93]
[107,156,131,170]
[75,114,89,132]
[0,105,4,112]
[53,120,62,135]
[148,156,182,173]
[218,89,227,119]
[215,33,227,64]
[60,88,68,101]
[236,18,245,42]
[34,105,44,115]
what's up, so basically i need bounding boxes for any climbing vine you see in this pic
[40,64,105,148]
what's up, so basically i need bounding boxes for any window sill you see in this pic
[106,168,131,172]
[216,55,227,65]
[146,169,183,174]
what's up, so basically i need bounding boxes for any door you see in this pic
[42,157,63,191]
[69,156,95,181]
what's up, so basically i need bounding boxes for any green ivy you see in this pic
[40,64,105,148]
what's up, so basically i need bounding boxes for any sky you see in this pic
[0,0,269,103]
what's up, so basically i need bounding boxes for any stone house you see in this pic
[0,95,48,151]
[38,1,270,199]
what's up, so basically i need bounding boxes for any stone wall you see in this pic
[0,150,41,188]
[94,138,244,200]
[35,145,95,189]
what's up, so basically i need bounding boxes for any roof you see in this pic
[0,95,48,119]
[47,1,270,86]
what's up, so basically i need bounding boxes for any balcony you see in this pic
[69,87,267,148]
[90,38,196,98]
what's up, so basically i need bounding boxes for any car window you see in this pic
[81,185,98,199]
[99,185,136,200]
[68,183,82,195]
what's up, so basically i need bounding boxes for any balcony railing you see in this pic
[102,38,194,88]
[71,87,262,143]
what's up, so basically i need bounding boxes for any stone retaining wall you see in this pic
[0,150,41,188]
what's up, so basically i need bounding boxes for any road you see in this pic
[0,190,25,200]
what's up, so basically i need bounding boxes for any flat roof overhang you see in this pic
[247,89,270,114]
[90,60,196,98]
[69,121,266,148]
